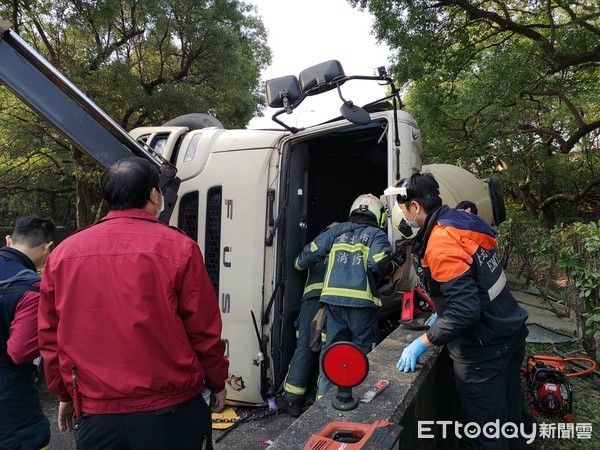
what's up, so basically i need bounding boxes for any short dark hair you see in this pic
[456,200,478,215]
[11,215,56,248]
[396,172,442,214]
[101,158,160,210]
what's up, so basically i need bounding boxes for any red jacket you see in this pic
[39,209,228,414]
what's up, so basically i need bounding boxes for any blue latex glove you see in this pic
[396,337,429,373]
[425,313,438,328]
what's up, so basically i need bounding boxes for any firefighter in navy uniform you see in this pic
[391,173,529,450]
[295,194,404,397]
[276,255,329,416]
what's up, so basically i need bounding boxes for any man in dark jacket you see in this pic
[1,215,55,450]
[39,158,229,450]
[391,173,528,449]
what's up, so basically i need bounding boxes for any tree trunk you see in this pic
[514,181,557,228]
[72,148,95,228]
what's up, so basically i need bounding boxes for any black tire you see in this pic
[162,113,224,130]
[488,178,506,226]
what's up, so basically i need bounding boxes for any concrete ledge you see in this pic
[270,326,460,449]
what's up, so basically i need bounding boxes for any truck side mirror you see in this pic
[299,60,346,96]
[265,75,303,108]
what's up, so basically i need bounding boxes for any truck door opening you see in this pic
[270,119,390,396]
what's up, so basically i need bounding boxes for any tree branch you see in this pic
[539,177,600,209]
[522,89,585,127]
[556,0,600,37]
[435,0,600,72]
[25,14,57,62]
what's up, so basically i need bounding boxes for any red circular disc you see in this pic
[322,341,369,388]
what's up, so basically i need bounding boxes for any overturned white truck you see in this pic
[0,25,504,406]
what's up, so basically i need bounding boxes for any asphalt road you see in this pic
[39,382,298,449]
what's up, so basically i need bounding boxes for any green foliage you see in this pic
[353,0,600,227]
[2,0,271,129]
[553,221,600,351]
[496,206,544,277]
[0,91,77,225]
[499,217,600,359]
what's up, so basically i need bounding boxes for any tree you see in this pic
[352,0,599,226]
[0,90,81,225]
[0,0,271,226]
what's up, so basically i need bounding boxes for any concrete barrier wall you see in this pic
[270,327,463,449]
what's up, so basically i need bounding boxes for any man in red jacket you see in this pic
[39,157,229,450]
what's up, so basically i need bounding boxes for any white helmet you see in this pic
[349,194,387,229]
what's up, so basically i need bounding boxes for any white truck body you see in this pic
[130,109,501,405]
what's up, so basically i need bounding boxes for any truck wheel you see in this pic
[162,113,224,130]
[488,178,506,226]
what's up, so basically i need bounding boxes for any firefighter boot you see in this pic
[275,397,303,417]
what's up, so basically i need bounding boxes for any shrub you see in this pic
[551,221,600,360]
[498,216,600,361]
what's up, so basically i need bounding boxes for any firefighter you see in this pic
[276,256,328,416]
[391,173,529,450]
[295,194,404,397]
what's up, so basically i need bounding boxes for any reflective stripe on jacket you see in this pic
[295,221,393,308]
[301,258,327,301]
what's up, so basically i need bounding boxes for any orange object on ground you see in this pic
[303,420,402,450]
[526,355,597,377]
[524,354,597,423]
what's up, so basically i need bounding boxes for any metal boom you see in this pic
[0,22,180,221]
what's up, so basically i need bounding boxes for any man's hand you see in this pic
[396,336,429,373]
[211,388,227,413]
[390,247,407,268]
[58,401,74,432]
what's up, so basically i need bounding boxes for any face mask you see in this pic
[155,189,165,218]
[406,206,420,229]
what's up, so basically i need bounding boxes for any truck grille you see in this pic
[205,186,222,295]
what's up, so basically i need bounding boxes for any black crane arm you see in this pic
[0,22,180,222]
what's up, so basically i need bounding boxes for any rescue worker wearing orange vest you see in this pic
[391,173,529,450]
[295,194,404,397]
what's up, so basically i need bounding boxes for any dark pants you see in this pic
[317,304,378,397]
[74,393,212,450]
[453,335,529,450]
[0,365,50,450]
[283,297,321,405]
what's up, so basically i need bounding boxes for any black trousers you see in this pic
[453,335,529,450]
[0,365,50,450]
[74,393,212,450]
